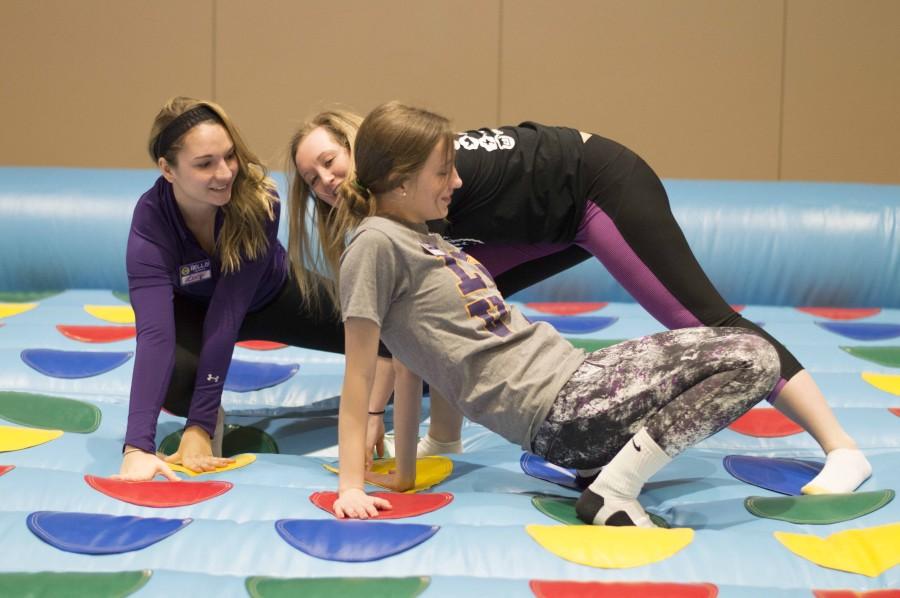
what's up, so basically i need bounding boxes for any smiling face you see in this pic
[399,139,462,223]
[160,122,238,211]
[294,126,351,206]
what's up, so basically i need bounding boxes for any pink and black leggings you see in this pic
[467,135,800,401]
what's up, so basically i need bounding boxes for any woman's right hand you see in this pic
[333,487,392,519]
[112,447,180,481]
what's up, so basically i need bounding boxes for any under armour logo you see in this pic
[207,374,220,383]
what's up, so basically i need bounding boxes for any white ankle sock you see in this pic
[801,448,872,495]
[416,433,463,457]
[577,428,671,527]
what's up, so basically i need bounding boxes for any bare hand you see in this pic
[164,425,234,473]
[112,448,180,481]
[366,414,386,468]
[333,487,392,519]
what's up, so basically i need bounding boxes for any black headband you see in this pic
[152,105,221,160]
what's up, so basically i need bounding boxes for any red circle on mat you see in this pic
[236,340,288,351]
[0,465,14,477]
[796,307,881,320]
[526,302,608,316]
[56,325,136,343]
[728,409,804,438]
[730,305,745,312]
[890,408,900,418]
[84,475,233,507]
[530,580,719,598]
[310,491,453,519]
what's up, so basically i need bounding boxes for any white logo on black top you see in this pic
[207,374,219,383]
[455,129,515,152]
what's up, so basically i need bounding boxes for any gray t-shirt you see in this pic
[340,216,585,448]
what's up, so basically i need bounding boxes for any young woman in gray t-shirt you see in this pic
[325,101,780,527]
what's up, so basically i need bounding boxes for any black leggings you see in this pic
[488,136,802,392]
[163,279,345,416]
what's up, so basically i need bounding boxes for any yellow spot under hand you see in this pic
[323,456,453,493]
[168,453,256,476]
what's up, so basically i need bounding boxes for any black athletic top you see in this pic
[437,122,586,245]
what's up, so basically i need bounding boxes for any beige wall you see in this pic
[1,0,898,182]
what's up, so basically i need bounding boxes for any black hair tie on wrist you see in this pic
[368,410,386,416]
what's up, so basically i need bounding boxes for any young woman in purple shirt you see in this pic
[116,98,343,481]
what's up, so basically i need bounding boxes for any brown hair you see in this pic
[285,110,362,314]
[148,96,276,274]
[325,101,455,282]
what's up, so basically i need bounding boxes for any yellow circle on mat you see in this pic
[774,522,900,577]
[322,456,453,493]
[84,305,136,324]
[0,425,63,452]
[0,303,37,320]
[168,453,256,476]
[525,524,694,568]
[861,372,900,397]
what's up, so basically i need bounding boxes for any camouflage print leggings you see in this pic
[531,327,780,469]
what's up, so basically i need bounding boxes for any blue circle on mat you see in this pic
[520,453,579,490]
[723,455,823,496]
[274,518,439,562]
[526,316,618,335]
[20,349,133,379]
[26,511,191,555]
[224,360,300,392]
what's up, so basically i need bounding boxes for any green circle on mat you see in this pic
[0,391,101,433]
[744,490,895,524]
[158,424,279,457]
[0,291,61,302]
[566,338,625,352]
[0,570,151,598]
[222,424,279,455]
[841,346,900,368]
[246,576,430,598]
[531,495,670,528]
[111,290,131,304]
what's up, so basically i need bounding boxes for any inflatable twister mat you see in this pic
[0,291,898,596]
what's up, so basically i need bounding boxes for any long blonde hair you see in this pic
[286,110,363,314]
[326,101,455,282]
[148,96,276,274]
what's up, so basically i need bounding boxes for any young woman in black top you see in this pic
[287,110,870,495]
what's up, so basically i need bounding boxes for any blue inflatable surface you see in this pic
[1,293,898,596]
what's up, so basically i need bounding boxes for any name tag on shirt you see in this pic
[179,259,212,286]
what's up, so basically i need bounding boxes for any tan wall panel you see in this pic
[781,0,900,183]
[500,0,784,180]
[216,0,501,169]
[0,1,214,168]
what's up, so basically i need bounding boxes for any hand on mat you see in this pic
[113,447,180,481]
[164,425,234,473]
[365,468,414,493]
[333,488,392,519]
[366,414,386,468]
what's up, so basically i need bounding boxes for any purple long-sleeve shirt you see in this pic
[124,177,287,452]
